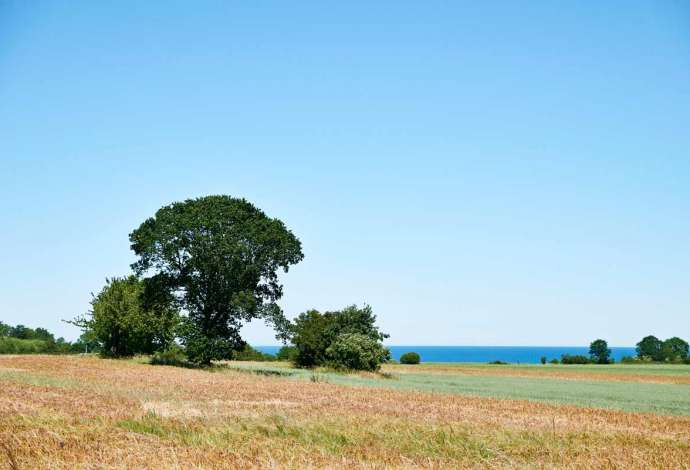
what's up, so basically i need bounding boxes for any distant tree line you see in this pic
[0,321,98,354]
[633,335,688,363]
[539,336,689,365]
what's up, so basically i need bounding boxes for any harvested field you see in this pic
[0,355,689,469]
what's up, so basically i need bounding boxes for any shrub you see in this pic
[560,354,591,365]
[540,356,547,365]
[325,333,390,371]
[488,360,508,365]
[620,355,637,364]
[549,358,559,364]
[232,344,276,361]
[179,319,238,364]
[0,338,40,354]
[290,304,388,369]
[0,338,55,354]
[276,346,298,361]
[150,345,192,367]
[400,352,421,364]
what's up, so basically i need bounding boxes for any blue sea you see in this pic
[255,345,637,364]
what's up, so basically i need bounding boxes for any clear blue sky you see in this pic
[1,1,689,346]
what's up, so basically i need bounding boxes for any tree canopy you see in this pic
[72,276,179,357]
[129,195,303,364]
[662,337,689,362]
[290,304,389,369]
[636,335,664,361]
[589,339,612,364]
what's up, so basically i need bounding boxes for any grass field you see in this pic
[225,361,690,416]
[1,355,689,468]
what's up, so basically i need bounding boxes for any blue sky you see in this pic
[1,1,689,346]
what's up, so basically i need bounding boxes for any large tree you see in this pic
[129,195,303,364]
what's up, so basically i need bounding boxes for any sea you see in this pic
[254,345,637,364]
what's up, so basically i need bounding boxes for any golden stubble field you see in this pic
[0,355,689,469]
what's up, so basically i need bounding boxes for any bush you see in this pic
[0,323,80,355]
[399,352,421,364]
[560,354,591,365]
[325,333,390,371]
[290,304,388,369]
[0,337,72,354]
[620,356,637,364]
[180,319,239,364]
[232,344,276,361]
[549,358,559,364]
[0,338,46,354]
[276,346,298,361]
[540,356,547,365]
[150,345,192,367]
[488,360,508,365]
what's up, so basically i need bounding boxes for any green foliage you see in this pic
[636,335,663,361]
[177,318,237,364]
[400,352,421,364]
[540,356,547,365]
[0,322,76,354]
[560,354,591,365]
[290,304,388,369]
[0,337,49,354]
[589,339,612,364]
[129,195,303,364]
[549,358,559,364]
[324,333,390,372]
[620,355,638,364]
[290,309,334,367]
[488,360,508,365]
[634,336,689,363]
[150,345,193,367]
[276,346,298,361]
[69,331,102,354]
[32,327,55,342]
[9,324,33,339]
[74,276,180,357]
[662,337,689,363]
[232,344,276,361]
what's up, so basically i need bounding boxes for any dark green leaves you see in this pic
[129,195,304,364]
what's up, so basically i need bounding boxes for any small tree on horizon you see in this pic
[636,335,664,361]
[589,339,612,364]
[661,337,689,362]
